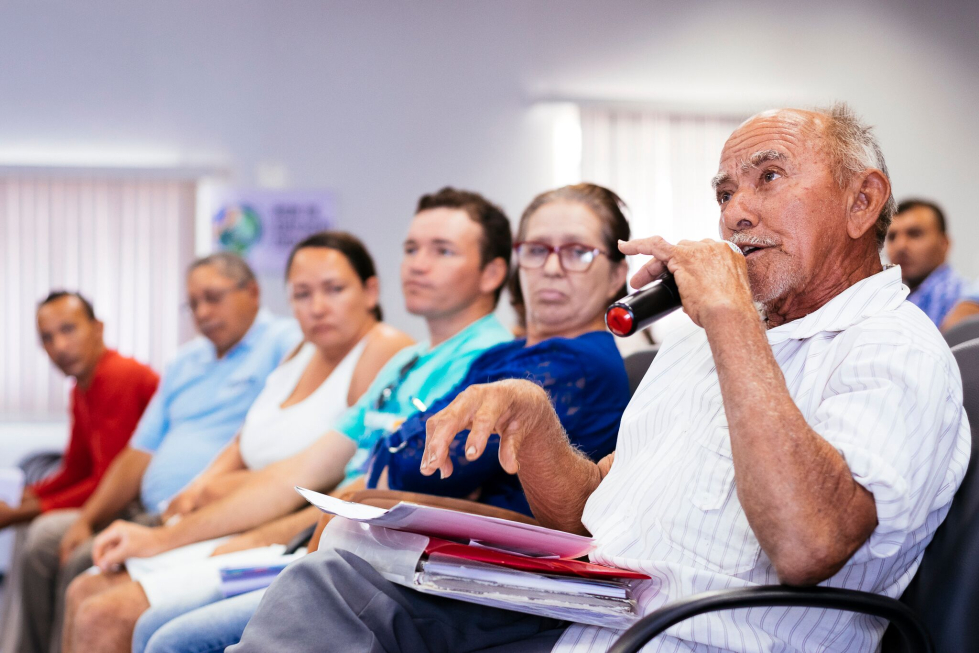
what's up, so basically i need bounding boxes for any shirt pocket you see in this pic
[658,428,763,575]
[691,430,736,511]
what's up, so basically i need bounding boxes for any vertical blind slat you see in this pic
[0,175,196,419]
[581,108,745,259]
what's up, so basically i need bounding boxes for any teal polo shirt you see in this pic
[130,309,301,512]
[336,313,513,481]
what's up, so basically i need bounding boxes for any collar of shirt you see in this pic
[766,266,908,344]
[907,262,966,311]
[198,308,275,363]
[413,313,503,364]
[77,348,118,396]
[909,263,955,298]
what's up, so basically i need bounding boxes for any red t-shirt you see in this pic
[30,349,160,511]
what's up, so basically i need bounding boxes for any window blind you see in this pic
[580,107,746,245]
[0,174,196,418]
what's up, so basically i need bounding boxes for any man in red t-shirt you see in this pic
[0,292,159,529]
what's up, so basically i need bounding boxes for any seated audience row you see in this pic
[59,186,517,652]
[134,184,630,653]
[0,102,972,653]
[10,254,304,653]
[12,183,633,653]
[230,105,970,652]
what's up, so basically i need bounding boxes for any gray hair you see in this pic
[187,252,257,286]
[814,102,896,249]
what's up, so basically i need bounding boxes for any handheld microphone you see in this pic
[605,272,680,338]
[605,240,745,337]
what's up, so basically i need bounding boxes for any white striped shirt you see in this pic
[554,266,971,653]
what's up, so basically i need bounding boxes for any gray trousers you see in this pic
[16,508,157,653]
[229,549,568,653]
[1,524,28,653]
[16,510,88,653]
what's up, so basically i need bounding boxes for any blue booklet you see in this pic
[219,563,290,598]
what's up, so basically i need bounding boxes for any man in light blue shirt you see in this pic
[885,199,966,326]
[68,188,516,653]
[17,253,299,653]
[942,278,979,331]
[132,305,300,514]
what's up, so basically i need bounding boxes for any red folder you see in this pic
[424,537,649,580]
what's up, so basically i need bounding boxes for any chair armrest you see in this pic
[608,585,932,653]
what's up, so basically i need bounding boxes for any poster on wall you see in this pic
[211,189,336,274]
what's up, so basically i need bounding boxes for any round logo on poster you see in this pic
[213,204,263,254]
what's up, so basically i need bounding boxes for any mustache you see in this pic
[727,232,781,248]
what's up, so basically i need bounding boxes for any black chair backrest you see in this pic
[284,523,317,554]
[623,348,659,397]
[883,339,979,652]
[19,451,64,485]
[943,316,979,349]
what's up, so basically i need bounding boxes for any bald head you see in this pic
[713,104,894,325]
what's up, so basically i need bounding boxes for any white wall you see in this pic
[0,0,976,341]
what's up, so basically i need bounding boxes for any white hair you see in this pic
[815,102,896,249]
[188,252,256,286]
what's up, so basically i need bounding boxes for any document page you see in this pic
[296,486,594,558]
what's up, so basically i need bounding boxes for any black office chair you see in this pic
[610,338,979,653]
[623,348,659,397]
[19,451,63,484]
[943,316,979,348]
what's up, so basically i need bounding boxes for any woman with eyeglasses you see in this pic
[344,183,634,520]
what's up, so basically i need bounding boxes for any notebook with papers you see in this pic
[298,487,652,628]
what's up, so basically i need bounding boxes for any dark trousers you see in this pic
[230,549,568,653]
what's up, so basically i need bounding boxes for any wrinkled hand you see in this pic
[162,486,201,523]
[92,521,168,571]
[59,518,94,566]
[421,379,555,479]
[618,237,754,327]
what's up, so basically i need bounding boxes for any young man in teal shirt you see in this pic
[63,188,515,653]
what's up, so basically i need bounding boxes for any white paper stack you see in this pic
[415,553,639,622]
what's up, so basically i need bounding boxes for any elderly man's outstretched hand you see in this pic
[421,379,556,479]
[618,236,755,327]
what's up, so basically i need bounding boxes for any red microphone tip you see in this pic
[605,306,634,337]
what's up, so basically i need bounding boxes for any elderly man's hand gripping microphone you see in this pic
[605,240,745,337]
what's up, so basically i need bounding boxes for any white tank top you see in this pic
[238,337,368,470]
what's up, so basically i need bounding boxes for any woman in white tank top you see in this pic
[162,233,414,521]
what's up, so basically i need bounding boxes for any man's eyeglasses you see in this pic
[513,242,608,272]
[183,281,248,313]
